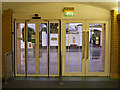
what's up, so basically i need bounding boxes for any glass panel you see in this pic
[27,23,36,74]
[66,23,83,72]
[89,23,105,72]
[50,23,58,75]
[16,23,25,74]
[39,23,48,74]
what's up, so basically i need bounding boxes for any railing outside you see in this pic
[5,51,13,84]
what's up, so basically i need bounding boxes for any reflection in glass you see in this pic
[50,23,58,75]
[39,23,48,74]
[27,23,36,74]
[66,23,83,72]
[89,23,105,72]
[16,23,25,74]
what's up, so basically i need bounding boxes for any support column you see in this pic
[2,9,13,79]
[110,10,118,79]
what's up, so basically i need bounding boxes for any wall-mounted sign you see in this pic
[64,7,74,17]
[31,35,35,43]
[64,12,74,17]
[51,38,57,41]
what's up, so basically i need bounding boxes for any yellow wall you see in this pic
[110,10,119,79]
[2,9,13,79]
[12,2,111,20]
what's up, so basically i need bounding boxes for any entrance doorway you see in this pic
[15,20,60,77]
[15,19,109,77]
[62,20,109,76]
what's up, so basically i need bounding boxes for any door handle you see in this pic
[82,31,85,60]
[86,31,89,60]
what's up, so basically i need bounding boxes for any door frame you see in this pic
[26,20,49,77]
[61,19,110,76]
[15,20,26,76]
[14,19,61,77]
[14,19,110,77]
[48,20,60,77]
[62,19,86,76]
[85,20,110,76]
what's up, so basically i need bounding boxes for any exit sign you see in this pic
[64,7,74,17]
[64,12,74,17]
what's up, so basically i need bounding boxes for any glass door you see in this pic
[15,20,37,76]
[38,20,60,77]
[15,21,25,76]
[62,20,109,76]
[86,21,109,76]
[15,20,60,77]
[26,21,37,76]
[49,21,60,76]
[38,22,48,76]
[62,20,86,76]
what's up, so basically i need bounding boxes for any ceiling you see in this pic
[78,2,118,10]
[2,2,118,11]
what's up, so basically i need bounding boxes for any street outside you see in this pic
[17,45,104,74]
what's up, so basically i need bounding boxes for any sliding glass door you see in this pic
[15,20,60,77]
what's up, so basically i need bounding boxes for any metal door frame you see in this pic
[48,20,60,77]
[62,19,110,76]
[15,20,26,76]
[62,19,86,76]
[14,19,61,77]
[85,20,109,76]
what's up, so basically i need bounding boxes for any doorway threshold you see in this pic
[12,76,117,81]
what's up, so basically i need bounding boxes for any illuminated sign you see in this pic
[64,12,74,17]
[64,7,74,17]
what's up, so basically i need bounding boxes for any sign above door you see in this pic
[64,7,74,17]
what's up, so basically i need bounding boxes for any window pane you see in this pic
[27,23,36,74]
[39,23,48,75]
[66,23,83,72]
[50,23,58,75]
[16,23,25,74]
[89,23,105,72]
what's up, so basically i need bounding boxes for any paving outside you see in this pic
[66,45,103,72]
[17,44,104,74]
[17,47,59,75]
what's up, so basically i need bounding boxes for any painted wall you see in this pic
[12,2,111,20]
[110,10,119,79]
[2,9,13,79]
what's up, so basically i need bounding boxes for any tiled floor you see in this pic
[2,77,118,88]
